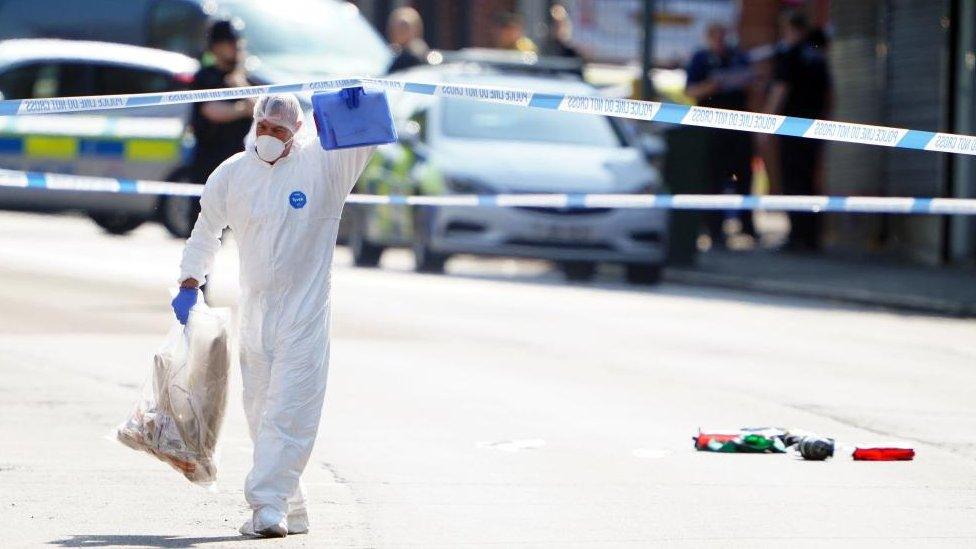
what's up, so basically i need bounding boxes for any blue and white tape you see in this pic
[3,169,975,216]
[2,77,976,156]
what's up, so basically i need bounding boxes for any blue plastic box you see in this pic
[311,86,397,150]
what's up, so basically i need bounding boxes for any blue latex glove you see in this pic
[171,287,198,325]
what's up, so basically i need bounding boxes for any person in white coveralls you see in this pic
[172,93,375,538]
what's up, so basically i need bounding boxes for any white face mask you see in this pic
[254,134,293,163]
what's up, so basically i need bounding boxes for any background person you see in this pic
[766,11,832,252]
[173,94,377,538]
[386,7,429,74]
[189,19,255,186]
[545,3,583,60]
[685,23,756,249]
[493,12,537,53]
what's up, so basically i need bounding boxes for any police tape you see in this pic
[2,76,976,157]
[3,168,976,216]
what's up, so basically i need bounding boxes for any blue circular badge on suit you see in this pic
[289,191,307,209]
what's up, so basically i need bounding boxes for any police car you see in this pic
[0,39,198,235]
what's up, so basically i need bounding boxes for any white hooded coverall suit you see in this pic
[179,136,374,522]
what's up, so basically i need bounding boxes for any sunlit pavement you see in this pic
[2,211,975,548]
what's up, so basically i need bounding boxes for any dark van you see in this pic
[0,0,391,82]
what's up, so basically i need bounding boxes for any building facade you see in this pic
[826,0,974,265]
[354,0,975,265]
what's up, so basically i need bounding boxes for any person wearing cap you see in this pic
[172,94,376,538]
[189,19,255,185]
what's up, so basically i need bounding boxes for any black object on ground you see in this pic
[798,436,835,461]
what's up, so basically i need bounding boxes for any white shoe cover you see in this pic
[240,509,308,536]
[286,509,309,534]
[240,507,287,538]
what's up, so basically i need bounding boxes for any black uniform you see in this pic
[774,40,831,250]
[686,47,756,244]
[189,66,253,184]
[387,39,429,74]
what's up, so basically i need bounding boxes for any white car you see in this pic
[0,39,198,235]
[346,66,669,284]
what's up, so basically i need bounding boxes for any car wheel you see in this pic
[625,263,663,285]
[412,207,447,274]
[89,212,146,236]
[559,261,597,282]
[349,210,384,267]
[160,195,199,239]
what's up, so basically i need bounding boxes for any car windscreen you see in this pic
[440,97,624,147]
[223,0,391,76]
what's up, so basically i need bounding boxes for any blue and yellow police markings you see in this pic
[0,133,180,162]
[0,114,187,171]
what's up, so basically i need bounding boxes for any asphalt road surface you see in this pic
[1,211,975,548]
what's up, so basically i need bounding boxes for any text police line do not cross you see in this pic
[2,76,976,157]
